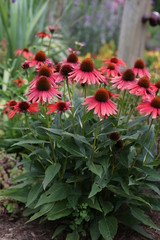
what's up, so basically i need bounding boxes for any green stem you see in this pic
[48,33,53,55]
[45,107,57,163]
[60,113,64,130]
[123,93,131,115]
[66,79,75,134]
[82,83,87,135]
[118,90,126,119]
[91,119,100,162]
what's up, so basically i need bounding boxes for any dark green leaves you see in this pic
[43,163,61,190]
[98,217,118,240]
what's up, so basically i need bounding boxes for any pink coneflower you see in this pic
[136,96,160,119]
[48,25,58,34]
[29,65,56,88]
[103,57,126,67]
[128,76,156,97]
[154,80,160,94]
[14,48,34,60]
[111,69,136,90]
[13,77,26,88]
[99,63,121,77]
[7,101,39,119]
[61,52,79,67]
[46,101,71,114]
[35,32,50,38]
[132,59,150,77]
[53,64,73,84]
[69,58,105,85]
[24,50,52,69]
[83,88,117,118]
[26,76,61,104]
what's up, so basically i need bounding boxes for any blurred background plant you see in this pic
[0,150,22,216]
[49,0,124,55]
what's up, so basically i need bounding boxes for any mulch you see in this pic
[0,210,160,240]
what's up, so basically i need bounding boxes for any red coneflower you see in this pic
[128,76,156,97]
[136,95,160,119]
[3,100,17,116]
[83,88,117,118]
[29,64,56,88]
[53,64,73,84]
[35,32,50,39]
[132,59,150,77]
[46,100,71,114]
[24,50,52,69]
[14,48,34,60]
[69,58,105,85]
[13,77,26,88]
[111,69,136,90]
[48,25,58,34]
[103,57,126,67]
[7,101,39,119]
[61,52,79,67]
[26,76,61,104]
[21,61,29,69]
[99,63,121,77]
[154,80,160,94]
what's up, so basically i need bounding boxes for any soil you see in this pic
[0,210,160,240]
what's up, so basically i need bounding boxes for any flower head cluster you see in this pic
[99,57,126,78]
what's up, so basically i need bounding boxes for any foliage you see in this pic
[57,0,124,54]
[0,0,49,58]
[0,151,22,215]
[1,25,160,240]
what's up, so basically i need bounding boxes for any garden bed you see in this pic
[0,209,160,240]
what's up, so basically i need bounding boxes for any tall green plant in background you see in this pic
[0,0,49,58]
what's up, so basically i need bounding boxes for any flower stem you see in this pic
[60,113,64,130]
[91,119,100,162]
[48,33,53,55]
[66,79,75,134]
[118,90,126,118]
[82,83,87,135]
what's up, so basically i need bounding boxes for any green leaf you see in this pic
[87,198,102,212]
[66,231,79,240]
[28,203,53,222]
[90,220,100,240]
[98,216,118,240]
[57,139,86,158]
[47,201,72,221]
[88,183,102,198]
[3,187,29,203]
[120,180,130,195]
[143,183,160,196]
[26,183,42,207]
[99,198,113,216]
[35,183,69,207]
[52,225,66,239]
[88,163,103,178]
[107,185,151,207]
[119,212,152,239]
[43,163,61,190]
[130,207,160,230]
[12,139,48,146]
